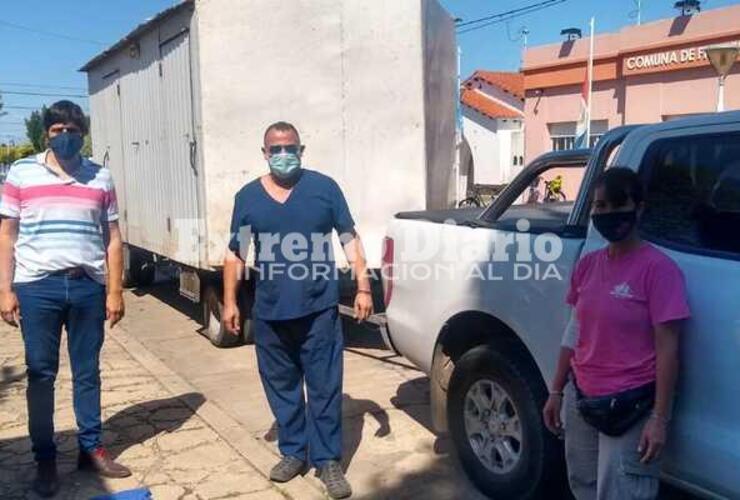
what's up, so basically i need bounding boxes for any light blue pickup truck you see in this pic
[381,112,740,499]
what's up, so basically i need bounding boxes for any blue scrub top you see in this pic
[228,169,355,321]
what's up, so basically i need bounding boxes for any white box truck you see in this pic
[82,0,457,346]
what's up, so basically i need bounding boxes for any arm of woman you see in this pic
[543,314,578,434]
[639,320,681,463]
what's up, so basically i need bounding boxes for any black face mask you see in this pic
[592,211,637,242]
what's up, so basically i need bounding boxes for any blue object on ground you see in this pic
[90,488,153,500]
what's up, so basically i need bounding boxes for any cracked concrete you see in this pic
[0,324,286,500]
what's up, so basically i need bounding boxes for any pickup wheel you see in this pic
[448,344,564,499]
[202,285,242,348]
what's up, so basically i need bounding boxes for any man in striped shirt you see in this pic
[0,101,130,497]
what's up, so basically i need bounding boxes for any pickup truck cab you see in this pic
[382,112,740,499]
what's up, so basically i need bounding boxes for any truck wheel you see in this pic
[447,344,565,499]
[202,285,241,348]
[241,315,255,345]
[123,247,155,288]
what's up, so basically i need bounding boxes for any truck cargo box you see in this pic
[83,0,457,270]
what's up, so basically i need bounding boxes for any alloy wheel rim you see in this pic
[463,379,523,475]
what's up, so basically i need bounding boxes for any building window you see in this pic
[548,120,608,152]
[550,134,602,151]
[551,136,575,151]
[640,132,740,256]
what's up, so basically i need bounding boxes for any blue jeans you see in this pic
[15,274,106,461]
[254,306,344,467]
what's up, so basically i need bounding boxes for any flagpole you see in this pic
[586,17,595,146]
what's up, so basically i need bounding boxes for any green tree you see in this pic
[82,134,93,158]
[25,106,46,153]
[81,115,92,157]
[0,143,34,166]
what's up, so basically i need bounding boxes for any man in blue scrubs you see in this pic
[222,122,372,499]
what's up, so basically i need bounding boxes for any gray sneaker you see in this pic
[269,456,306,483]
[318,460,352,499]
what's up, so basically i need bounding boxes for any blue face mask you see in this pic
[268,152,302,181]
[49,132,84,160]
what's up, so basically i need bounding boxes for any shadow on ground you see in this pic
[138,279,395,354]
[262,393,391,472]
[386,378,697,500]
[132,281,201,324]
[0,365,26,402]
[0,393,205,499]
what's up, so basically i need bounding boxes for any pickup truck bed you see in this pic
[397,202,574,233]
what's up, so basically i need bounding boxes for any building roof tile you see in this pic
[461,88,524,120]
[468,71,525,100]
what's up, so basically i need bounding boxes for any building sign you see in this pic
[623,41,739,75]
[626,47,709,70]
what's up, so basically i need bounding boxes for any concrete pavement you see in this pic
[0,318,288,499]
[120,282,488,500]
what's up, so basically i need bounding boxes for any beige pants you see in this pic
[563,383,661,500]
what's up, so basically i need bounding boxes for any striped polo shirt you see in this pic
[0,152,119,284]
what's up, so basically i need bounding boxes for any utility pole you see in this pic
[521,27,530,68]
[630,0,642,25]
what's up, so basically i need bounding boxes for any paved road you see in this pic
[119,282,487,500]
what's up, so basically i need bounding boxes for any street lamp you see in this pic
[674,0,701,16]
[705,44,739,112]
[560,28,582,42]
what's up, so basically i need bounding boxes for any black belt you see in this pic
[49,267,86,279]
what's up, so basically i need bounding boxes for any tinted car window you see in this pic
[640,132,740,256]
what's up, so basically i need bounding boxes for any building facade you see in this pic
[523,3,740,160]
[460,71,525,191]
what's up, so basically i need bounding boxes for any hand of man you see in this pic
[542,393,564,435]
[0,290,20,327]
[106,291,125,329]
[354,291,373,322]
[639,416,667,463]
[223,301,241,335]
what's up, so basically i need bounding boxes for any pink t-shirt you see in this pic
[566,244,690,397]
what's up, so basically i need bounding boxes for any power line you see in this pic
[457,0,567,35]
[0,19,106,46]
[2,105,41,110]
[0,82,86,92]
[0,90,88,99]
[457,0,565,28]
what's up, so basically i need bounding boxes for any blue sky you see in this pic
[1,0,738,143]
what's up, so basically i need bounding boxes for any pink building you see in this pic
[523,3,740,160]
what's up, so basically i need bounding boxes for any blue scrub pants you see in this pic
[15,274,106,461]
[254,306,344,467]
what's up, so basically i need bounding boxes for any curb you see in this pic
[109,330,326,500]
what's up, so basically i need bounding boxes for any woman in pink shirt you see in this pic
[542,167,690,500]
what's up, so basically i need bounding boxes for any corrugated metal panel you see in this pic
[86,7,201,266]
[89,65,129,240]
[159,30,200,267]
[118,28,171,255]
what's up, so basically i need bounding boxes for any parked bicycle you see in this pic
[458,184,506,208]
[543,175,567,202]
